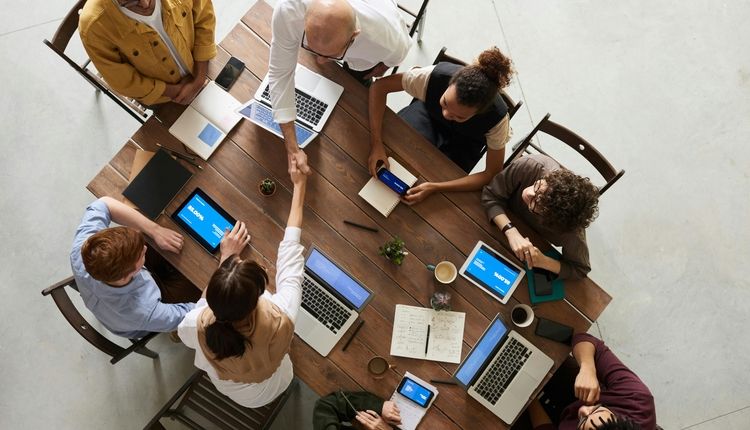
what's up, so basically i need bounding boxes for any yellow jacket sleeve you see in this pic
[191,0,217,62]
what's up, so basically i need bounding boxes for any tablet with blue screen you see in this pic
[171,188,236,254]
[459,241,525,304]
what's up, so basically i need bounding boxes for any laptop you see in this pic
[295,247,374,357]
[453,314,554,424]
[237,64,344,148]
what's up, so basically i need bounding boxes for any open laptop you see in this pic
[237,64,344,148]
[453,314,553,424]
[295,247,374,357]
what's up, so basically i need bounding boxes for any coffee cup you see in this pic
[367,356,393,378]
[511,304,534,328]
[427,261,457,284]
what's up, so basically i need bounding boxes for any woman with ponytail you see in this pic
[178,160,308,407]
[368,46,516,204]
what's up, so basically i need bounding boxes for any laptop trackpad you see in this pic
[499,372,537,422]
[296,69,322,92]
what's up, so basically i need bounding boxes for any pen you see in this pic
[430,379,458,385]
[344,220,379,233]
[341,319,365,351]
[340,390,359,413]
[425,324,430,355]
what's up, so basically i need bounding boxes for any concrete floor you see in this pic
[1,0,749,429]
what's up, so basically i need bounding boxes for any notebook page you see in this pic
[191,81,242,133]
[358,157,418,217]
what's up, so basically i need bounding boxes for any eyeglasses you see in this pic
[300,30,355,61]
[577,405,613,430]
[528,180,544,214]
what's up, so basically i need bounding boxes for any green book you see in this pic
[527,249,565,304]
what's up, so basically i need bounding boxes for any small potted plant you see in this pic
[258,178,276,197]
[379,237,408,265]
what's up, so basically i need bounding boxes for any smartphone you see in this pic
[215,56,244,91]
[397,376,434,408]
[377,166,410,196]
[532,268,555,296]
[535,317,574,345]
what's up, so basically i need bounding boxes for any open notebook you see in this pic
[358,157,418,217]
[169,81,242,160]
[390,304,465,364]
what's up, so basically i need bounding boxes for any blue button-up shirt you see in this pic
[70,199,194,338]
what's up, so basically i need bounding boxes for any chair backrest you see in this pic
[41,276,158,364]
[431,46,523,119]
[43,0,148,123]
[144,371,297,430]
[504,113,625,195]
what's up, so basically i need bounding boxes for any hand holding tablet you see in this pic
[218,221,251,263]
[171,188,237,254]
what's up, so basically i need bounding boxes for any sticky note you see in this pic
[198,123,222,147]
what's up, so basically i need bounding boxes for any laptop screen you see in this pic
[454,316,508,387]
[463,244,522,300]
[306,248,371,309]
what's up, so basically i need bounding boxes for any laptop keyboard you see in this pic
[261,85,328,126]
[301,277,351,333]
[475,337,532,405]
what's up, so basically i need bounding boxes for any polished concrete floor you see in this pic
[2,0,749,429]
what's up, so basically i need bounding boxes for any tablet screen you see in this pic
[463,244,522,300]
[172,189,236,253]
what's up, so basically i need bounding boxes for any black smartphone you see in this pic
[397,376,435,408]
[215,56,244,91]
[535,317,574,345]
[376,166,410,196]
[532,268,555,296]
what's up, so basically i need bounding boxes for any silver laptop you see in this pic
[295,247,374,357]
[453,314,553,424]
[237,64,344,148]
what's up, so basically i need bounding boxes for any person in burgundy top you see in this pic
[527,333,656,430]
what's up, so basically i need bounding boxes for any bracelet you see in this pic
[501,222,515,234]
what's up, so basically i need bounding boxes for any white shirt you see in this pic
[269,0,412,123]
[118,0,190,77]
[178,227,305,408]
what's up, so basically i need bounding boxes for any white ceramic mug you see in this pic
[511,304,534,328]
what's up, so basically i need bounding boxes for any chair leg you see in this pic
[133,345,159,359]
[416,9,426,43]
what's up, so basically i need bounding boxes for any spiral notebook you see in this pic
[358,157,417,217]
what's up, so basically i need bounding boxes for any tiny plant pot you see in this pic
[258,178,277,197]
[379,237,408,266]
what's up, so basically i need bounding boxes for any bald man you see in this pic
[269,0,411,174]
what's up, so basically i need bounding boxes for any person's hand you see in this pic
[574,364,601,405]
[355,410,392,430]
[151,225,184,253]
[380,401,402,425]
[368,144,389,176]
[219,221,251,263]
[506,229,534,267]
[364,62,390,80]
[289,150,311,176]
[173,76,205,104]
[289,157,308,186]
[402,182,436,205]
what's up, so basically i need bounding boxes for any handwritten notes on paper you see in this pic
[390,305,465,364]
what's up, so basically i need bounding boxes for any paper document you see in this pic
[390,305,465,364]
[169,81,241,160]
[358,157,418,217]
[389,372,438,430]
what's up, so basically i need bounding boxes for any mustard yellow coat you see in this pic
[79,0,217,105]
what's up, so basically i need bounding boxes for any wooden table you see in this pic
[88,2,611,428]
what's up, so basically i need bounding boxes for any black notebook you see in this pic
[122,148,193,220]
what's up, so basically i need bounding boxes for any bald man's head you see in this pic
[304,0,359,61]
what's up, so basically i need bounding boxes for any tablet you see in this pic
[459,241,525,304]
[171,188,236,254]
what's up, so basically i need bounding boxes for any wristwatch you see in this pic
[501,222,515,234]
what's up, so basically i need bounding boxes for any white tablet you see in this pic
[459,241,525,304]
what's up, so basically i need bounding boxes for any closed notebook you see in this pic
[358,157,418,217]
[122,148,193,220]
[169,81,242,160]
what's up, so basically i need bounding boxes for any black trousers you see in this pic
[145,247,202,304]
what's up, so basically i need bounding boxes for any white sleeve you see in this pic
[177,299,207,350]
[270,227,305,322]
[268,0,303,124]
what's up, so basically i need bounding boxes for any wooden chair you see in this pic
[43,0,149,123]
[41,276,160,364]
[504,113,625,196]
[143,370,298,430]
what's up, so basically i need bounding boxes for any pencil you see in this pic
[344,220,379,233]
[341,319,365,351]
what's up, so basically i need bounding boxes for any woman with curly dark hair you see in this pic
[481,154,600,280]
[368,46,515,204]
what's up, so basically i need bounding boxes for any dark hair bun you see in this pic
[476,47,514,88]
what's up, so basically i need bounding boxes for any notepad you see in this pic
[122,149,192,220]
[169,81,242,160]
[390,305,465,364]
[527,249,565,305]
[389,372,438,430]
[358,157,417,217]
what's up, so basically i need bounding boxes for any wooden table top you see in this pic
[87,2,611,428]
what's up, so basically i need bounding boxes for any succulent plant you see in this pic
[379,237,408,265]
[259,178,276,195]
